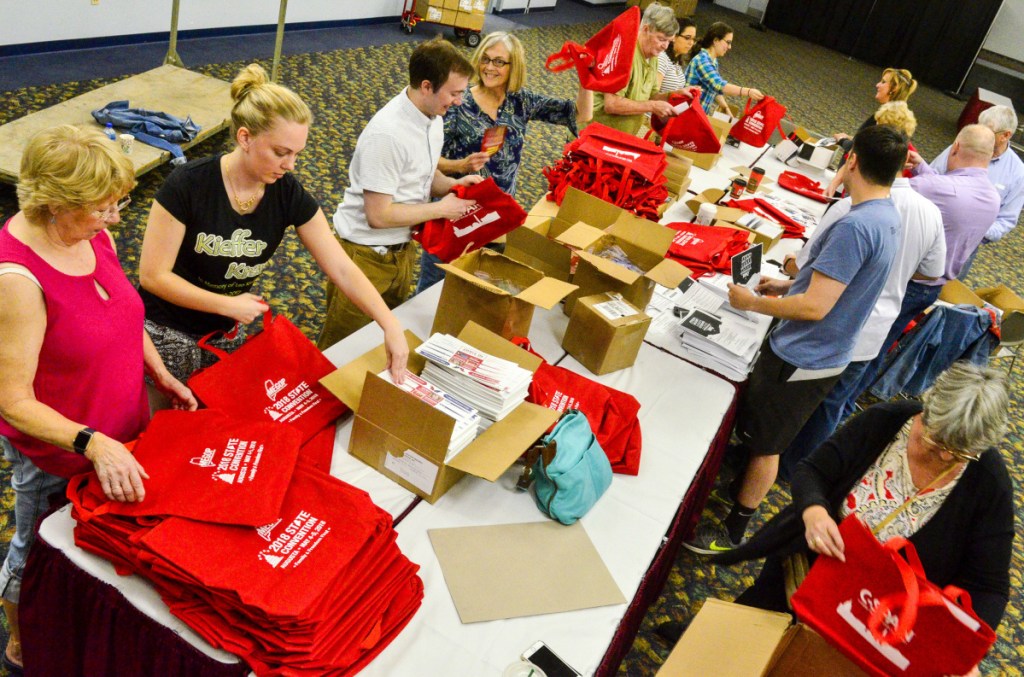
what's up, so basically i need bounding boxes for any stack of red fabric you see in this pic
[68,409,422,676]
[664,222,751,277]
[543,122,668,220]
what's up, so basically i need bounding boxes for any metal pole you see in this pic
[271,0,289,83]
[164,0,186,67]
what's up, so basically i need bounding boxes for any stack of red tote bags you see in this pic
[724,196,807,239]
[664,222,751,278]
[543,122,668,220]
[68,409,423,676]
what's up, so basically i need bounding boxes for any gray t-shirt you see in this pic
[771,197,900,370]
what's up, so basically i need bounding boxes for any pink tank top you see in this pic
[0,221,150,478]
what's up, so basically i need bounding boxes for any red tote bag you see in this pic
[413,178,527,263]
[188,311,348,444]
[662,100,722,154]
[573,122,667,183]
[791,516,996,677]
[545,6,639,93]
[729,96,787,147]
[777,170,831,203]
[98,409,302,526]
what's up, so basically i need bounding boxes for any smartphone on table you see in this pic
[521,641,581,677]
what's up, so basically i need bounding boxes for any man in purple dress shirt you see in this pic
[854,124,1000,395]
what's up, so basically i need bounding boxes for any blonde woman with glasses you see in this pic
[0,125,198,673]
[420,31,593,291]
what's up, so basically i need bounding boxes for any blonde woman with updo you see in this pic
[139,64,408,383]
[834,67,917,141]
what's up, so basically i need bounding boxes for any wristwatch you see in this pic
[73,427,96,455]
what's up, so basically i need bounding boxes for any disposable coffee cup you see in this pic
[119,134,135,155]
[696,202,717,226]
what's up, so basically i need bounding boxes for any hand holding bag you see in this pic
[660,99,722,154]
[545,7,640,93]
[413,178,527,263]
[519,410,613,525]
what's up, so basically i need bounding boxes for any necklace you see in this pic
[226,154,263,213]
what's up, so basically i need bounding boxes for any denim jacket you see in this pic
[869,304,997,398]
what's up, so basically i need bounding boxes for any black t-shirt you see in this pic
[140,154,319,334]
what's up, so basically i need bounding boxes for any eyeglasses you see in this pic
[921,431,980,463]
[479,56,511,68]
[679,34,696,41]
[91,196,131,220]
[722,39,733,46]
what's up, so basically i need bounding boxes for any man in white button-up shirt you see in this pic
[319,38,483,348]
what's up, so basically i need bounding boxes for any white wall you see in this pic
[984,0,1024,63]
[0,0,408,49]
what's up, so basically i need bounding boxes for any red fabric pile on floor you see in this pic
[68,410,422,677]
[543,122,668,220]
[664,222,751,277]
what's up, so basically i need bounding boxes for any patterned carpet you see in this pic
[0,3,1021,675]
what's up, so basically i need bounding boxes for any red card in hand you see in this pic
[481,126,507,155]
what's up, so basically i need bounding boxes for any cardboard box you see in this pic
[685,189,783,251]
[671,117,732,170]
[976,284,1024,343]
[431,248,577,338]
[454,10,484,30]
[556,220,690,316]
[563,293,651,374]
[506,187,661,282]
[657,599,866,677]
[664,152,693,198]
[320,322,560,503]
[938,279,985,308]
[445,0,461,9]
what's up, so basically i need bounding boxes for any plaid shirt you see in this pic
[683,50,727,114]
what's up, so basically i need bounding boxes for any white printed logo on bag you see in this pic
[263,379,322,423]
[672,231,703,248]
[744,109,766,135]
[257,510,332,569]
[601,145,641,161]
[596,35,622,76]
[189,439,264,485]
[545,389,580,413]
[834,588,912,670]
[256,518,282,542]
[451,204,501,238]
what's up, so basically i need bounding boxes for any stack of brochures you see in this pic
[416,334,532,424]
[378,370,480,462]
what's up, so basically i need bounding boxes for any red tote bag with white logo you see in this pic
[413,178,527,263]
[729,96,787,147]
[662,100,722,154]
[573,122,667,183]
[97,409,301,526]
[791,516,996,677]
[188,310,348,444]
[545,6,639,93]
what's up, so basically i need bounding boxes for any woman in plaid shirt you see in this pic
[684,22,766,115]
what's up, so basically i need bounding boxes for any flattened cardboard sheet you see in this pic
[428,521,625,623]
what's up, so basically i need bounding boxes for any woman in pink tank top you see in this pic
[0,125,196,673]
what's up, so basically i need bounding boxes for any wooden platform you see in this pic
[0,64,231,184]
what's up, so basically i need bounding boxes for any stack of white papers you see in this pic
[416,334,532,423]
[378,370,480,462]
[646,279,768,381]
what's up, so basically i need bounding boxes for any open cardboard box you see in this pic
[556,220,690,316]
[431,248,577,338]
[657,599,866,677]
[506,187,663,282]
[665,152,694,198]
[319,322,559,503]
[669,117,732,170]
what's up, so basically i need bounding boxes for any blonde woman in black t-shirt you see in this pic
[139,64,408,383]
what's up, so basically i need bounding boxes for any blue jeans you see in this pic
[0,437,68,603]
[415,249,446,295]
[855,281,943,402]
[780,360,870,481]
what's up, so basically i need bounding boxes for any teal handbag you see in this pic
[522,410,613,525]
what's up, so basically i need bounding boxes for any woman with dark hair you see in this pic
[658,18,697,94]
[684,21,765,115]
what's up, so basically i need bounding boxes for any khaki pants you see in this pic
[316,237,414,350]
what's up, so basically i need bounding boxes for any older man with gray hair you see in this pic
[590,3,679,136]
[922,106,1023,279]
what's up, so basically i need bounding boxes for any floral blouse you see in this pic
[839,421,965,543]
[442,87,578,197]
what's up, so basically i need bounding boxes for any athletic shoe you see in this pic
[683,520,745,555]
